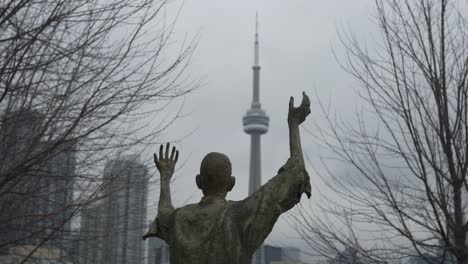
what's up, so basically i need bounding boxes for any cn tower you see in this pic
[242,14,269,195]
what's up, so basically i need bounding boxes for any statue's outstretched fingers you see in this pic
[159,144,164,161]
[289,96,294,110]
[175,150,179,163]
[165,142,170,159]
[170,146,176,160]
[300,92,311,118]
[301,92,310,107]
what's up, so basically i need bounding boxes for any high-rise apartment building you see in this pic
[0,110,76,258]
[100,155,148,264]
[77,202,106,264]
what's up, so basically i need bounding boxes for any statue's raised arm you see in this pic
[237,92,311,251]
[143,143,178,241]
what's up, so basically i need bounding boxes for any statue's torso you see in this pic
[168,197,256,264]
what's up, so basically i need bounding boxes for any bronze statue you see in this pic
[143,92,312,264]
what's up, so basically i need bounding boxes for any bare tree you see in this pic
[0,0,196,262]
[294,0,468,263]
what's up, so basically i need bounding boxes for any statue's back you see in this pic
[168,198,255,264]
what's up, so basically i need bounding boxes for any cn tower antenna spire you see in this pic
[254,11,259,66]
[255,11,258,37]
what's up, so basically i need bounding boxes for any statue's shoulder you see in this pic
[174,203,200,215]
[171,203,202,225]
[225,199,249,214]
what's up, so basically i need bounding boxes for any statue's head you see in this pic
[196,152,236,197]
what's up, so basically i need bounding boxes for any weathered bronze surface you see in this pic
[144,93,312,264]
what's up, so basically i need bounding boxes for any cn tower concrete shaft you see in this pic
[248,134,262,194]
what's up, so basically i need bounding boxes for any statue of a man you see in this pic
[143,93,312,264]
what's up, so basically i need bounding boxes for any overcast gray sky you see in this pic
[145,0,375,260]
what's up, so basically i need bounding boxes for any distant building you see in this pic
[265,245,282,264]
[0,110,76,258]
[281,247,301,262]
[77,202,106,264]
[147,235,169,264]
[252,245,302,264]
[100,155,148,264]
[65,231,81,264]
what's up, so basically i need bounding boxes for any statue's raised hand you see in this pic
[288,91,311,125]
[154,143,179,180]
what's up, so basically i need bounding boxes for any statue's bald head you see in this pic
[196,152,235,197]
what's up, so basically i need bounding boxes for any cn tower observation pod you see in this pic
[243,108,269,135]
